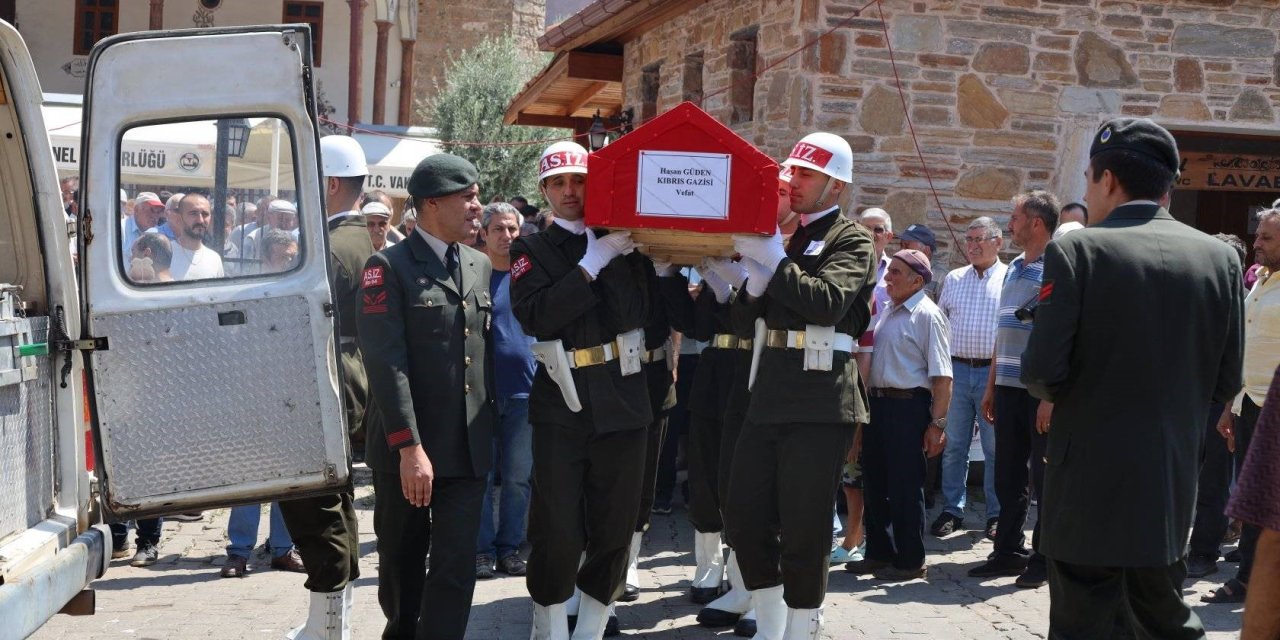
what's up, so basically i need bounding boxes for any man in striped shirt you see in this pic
[968,190,1059,589]
[932,217,1008,540]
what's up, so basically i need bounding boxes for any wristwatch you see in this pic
[930,417,947,429]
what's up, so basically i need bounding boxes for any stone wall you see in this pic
[413,0,546,124]
[621,0,1280,269]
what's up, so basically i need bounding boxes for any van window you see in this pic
[117,117,302,284]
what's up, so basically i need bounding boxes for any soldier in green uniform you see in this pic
[357,153,495,640]
[725,132,875,640]
[1021,118,1243,639]
[512,141,652,640]
[279,135,370,640]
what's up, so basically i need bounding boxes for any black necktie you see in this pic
[788,223,809,254]
[446,245,461,290]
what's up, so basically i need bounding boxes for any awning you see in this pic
[504,50,624,130]
[352,132,441,198]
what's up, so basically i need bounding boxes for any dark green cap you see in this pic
[408,153,479,199]
[1089,118,1180,174]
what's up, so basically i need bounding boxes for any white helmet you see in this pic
[538,141,589,181]
[780,132,853,183]
[320,135,369,178]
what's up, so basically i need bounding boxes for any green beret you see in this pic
[1089,118,1180,174]
[408,153,479,199]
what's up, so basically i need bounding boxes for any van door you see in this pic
[78,26,348,520]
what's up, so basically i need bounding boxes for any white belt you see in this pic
[765,329,855,353]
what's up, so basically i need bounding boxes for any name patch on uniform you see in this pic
[511,255,532,282]
[1039,280,1054,303]
[804,240,825,256]
[363,291,388,314]
[362,266,385,289]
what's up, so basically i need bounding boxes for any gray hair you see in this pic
[859,207,892,232]
[1258,207,1280,225]
[482,202,522,230]
[262,228,296,256]
[132,232,173,269]
[967,216,1002,238]
[1012,190,1060,234]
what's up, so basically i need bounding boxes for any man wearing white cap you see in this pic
[726,131,877,639]
[242,199,298,269]
[363,201,396,251]
[511,141,651,640]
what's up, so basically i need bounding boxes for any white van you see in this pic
[0,22,350,639]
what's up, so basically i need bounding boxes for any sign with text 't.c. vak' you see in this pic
[637,150,731,220]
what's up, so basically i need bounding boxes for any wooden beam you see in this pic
[512,113,590,130]
[564,51,623,83]
[503,53,571,125]
[564,81,610,116]
[555,0,706,52]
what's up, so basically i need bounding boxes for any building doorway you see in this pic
[1169,130,1279,265]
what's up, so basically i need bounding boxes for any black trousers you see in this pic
[863,392,931,570]
[1234,396,1262,585]
[687,411,724,533]
[635,413,669,532]
[279,491,360,593]
[655,354,698,506]
[372,472,485,640]
[526,418,647,606]
[1047,558,1205,639]
[992,385,1047,560]
[1188,403,1231,560]
[724,420,852,609]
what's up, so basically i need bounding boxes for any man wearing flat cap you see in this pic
[898,224,941,301]
[358,153,495,640]
[1021,117,1243,638]
[858,248,952,581]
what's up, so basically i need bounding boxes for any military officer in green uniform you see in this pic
[1021,118,1243,639]
[512,141,652,640]
[725,132,875,640]
[280,135,370,640]
[358,154,495,640]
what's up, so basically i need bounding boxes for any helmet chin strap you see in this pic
[814,175,836,210]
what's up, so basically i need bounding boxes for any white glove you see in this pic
[733,229,787,271]
[742,257,775,298]
[579,230,635,280]
[702,257,747,290]
[699,269,733,303]
[652,259,678,277]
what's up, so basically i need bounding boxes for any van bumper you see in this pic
[0,523,109,640]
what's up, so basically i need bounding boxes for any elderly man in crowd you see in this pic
[122,191,165,257]
[848,249,951,582]
[969,190,1058,589]
[363,201,397,252]
[932,217,1007,540]
[898,224,939,301]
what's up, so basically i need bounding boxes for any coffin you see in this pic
[585,101,779,265]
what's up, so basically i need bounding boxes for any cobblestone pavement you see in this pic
[34,467,1244,639]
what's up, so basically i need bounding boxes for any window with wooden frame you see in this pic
[282,1,324,65]
[73,0,118,56]
[728,26,759,125]
[640,62,661,123]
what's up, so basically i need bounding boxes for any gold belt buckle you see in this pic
[572,341,616,368]
[792,330,807,349]
[712,334,738,349]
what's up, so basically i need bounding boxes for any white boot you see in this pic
[569,593,610,640]
[529,601,571,640]
[566,551,586,618]
[625,530,642,592]
[782,607,823,640]
[703,550,751,615]
[285,585,352,640]
[691,531,725,601]
[748,586,786,640]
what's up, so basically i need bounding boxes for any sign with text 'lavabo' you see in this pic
[637,150,731,219]
[1179,153,1280,192]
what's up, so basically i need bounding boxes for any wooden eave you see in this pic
[537,0,707,53]
[503,50,625,128]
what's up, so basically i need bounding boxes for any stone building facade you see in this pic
[414,0,547,116]
[521,0,1280,270]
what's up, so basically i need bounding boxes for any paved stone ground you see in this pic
[35,467,1245,639]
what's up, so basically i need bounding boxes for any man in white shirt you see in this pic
[168,193,225,281]
[932,217,1008,540]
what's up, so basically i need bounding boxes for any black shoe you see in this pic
[968,554,1028,578]
[696,606,742,628]
[498,553,527,576]
[475,555,495,580]
[1185,554,1218,578]
[733,617,757,637]
[1015,560,1048,588]
[844,558,891,575]
[619,584,640,602]
[690,586,719,604]
[985,517,999,541]
[130,542,160,567]
[604,614,620,637]
[1224,548,1242,563]
[930,512,963,537]
[873,564,928,581]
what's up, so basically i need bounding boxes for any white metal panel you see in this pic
[81,27,346,518]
